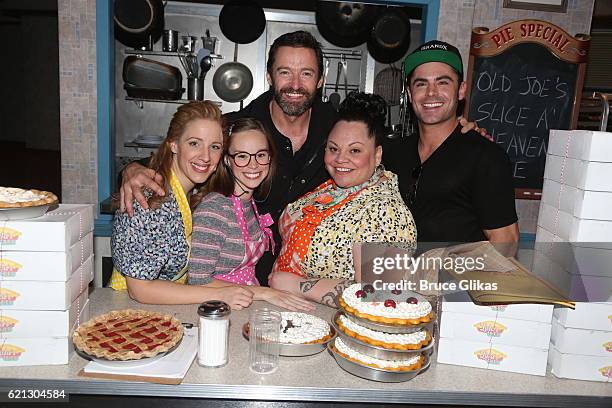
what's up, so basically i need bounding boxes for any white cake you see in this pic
[279,312,331,344]
[336,314,430,350]
[333,337,424,371]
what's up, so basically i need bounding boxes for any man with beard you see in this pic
[120,31,337,285]
[383,40,519,249]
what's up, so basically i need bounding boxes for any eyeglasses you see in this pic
[408,164,422,206]
[228,150,271,167]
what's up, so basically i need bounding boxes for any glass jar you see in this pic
[197,300,231,367]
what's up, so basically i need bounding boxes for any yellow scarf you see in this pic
[110,170,192,290]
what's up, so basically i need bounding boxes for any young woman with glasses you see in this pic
[188,117,315,311]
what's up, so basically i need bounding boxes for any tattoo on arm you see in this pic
[299,279,321,293]
[320,279,354,308]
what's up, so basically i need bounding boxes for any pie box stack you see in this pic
[0,204,94,366]
[437,291,553,376]
[532,129,612,382]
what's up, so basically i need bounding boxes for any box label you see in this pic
[0,228,21,245]
[0,288,19,306]
[0,259,22,277]
[0,344,24,361]
[489,305,508,312]
[599,366,612,380]
[0,316,18,333]
[474,348,507,364]
[474,321,507,337]
[603,342,612,353]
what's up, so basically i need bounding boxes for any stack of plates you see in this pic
[132,134,164,147]
[328,306,435,382]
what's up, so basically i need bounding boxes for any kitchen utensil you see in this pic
[315,1,381,48]
[199,55,213,80]
[328,61,342,110]
[202,35,217,54]
[122,56,184,100]
[218,0,266,44]
[197,48,211,66]
[114,0,164,49]
[212,43,253,104]
[162,29,179,52]
[249,308,281,374]
[321,58,330,102]
[242,322,336,357]
[178,50,198,78]
[187,77,204,101]
[328,340,431,383]
[331,312,434,361]
[367,7,412,64]
[180,35,198,53]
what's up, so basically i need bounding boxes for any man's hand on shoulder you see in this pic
[120,162,164,216]
[458,116,493,141]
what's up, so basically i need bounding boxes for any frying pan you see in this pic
[315,1,381,48]
[218,0,266,44]
[213,44,253,104]
[114,0,165,48]
[367,7,412,64]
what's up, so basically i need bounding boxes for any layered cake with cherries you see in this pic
[279,312,332,344]
[332,337,425,371]
[339,283,433,325]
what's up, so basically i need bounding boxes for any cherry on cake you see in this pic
[335,314,432,350]
[332,337,425,371]
[339,283,433,325]
[279,312,332,344]
[0,187,58,208]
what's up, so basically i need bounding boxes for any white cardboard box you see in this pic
[541,178,612,221]
[534,226,612,278]
[0,298,89,366]
[553,302,612,331]
[0,204,94,252]
[537,202,612,248]
[441,298,553,323]
[548,344,612,382]
[0,255,93,310]
[440,311,552,349]
[544,153,612,192]
[0,231,93,281]
[551,317,612,357]
[437,338,548,376]
[531,249,612,302]
[548,130,612,163]
[0,289,89,338]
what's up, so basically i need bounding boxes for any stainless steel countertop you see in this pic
[0,289,610,407]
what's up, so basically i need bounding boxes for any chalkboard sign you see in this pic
[465,20,590,199]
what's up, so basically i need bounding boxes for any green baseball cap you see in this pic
[403,40,463,77]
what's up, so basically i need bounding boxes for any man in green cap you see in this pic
[384,40,519,247]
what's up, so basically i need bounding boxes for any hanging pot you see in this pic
[213,44,253,104]
[315,1,381,48]
[114,0,165,48]
[367,8,412,64]
[218,0,266,44]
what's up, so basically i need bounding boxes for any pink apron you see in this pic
[214,195,275,286]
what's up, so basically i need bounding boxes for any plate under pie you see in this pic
[72,309,184,361]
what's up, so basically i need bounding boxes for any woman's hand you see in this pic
[458,116,493,141]
[120,162,165,216]
[255,287,316,312]
[211,286,254,310]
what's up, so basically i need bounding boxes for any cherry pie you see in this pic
[72,309,183,361]
[0,187,58,208]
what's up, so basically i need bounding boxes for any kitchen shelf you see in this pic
[125,97,222,108]
[124,49,223,59]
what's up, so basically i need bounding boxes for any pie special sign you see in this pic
[464,19,590,199]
